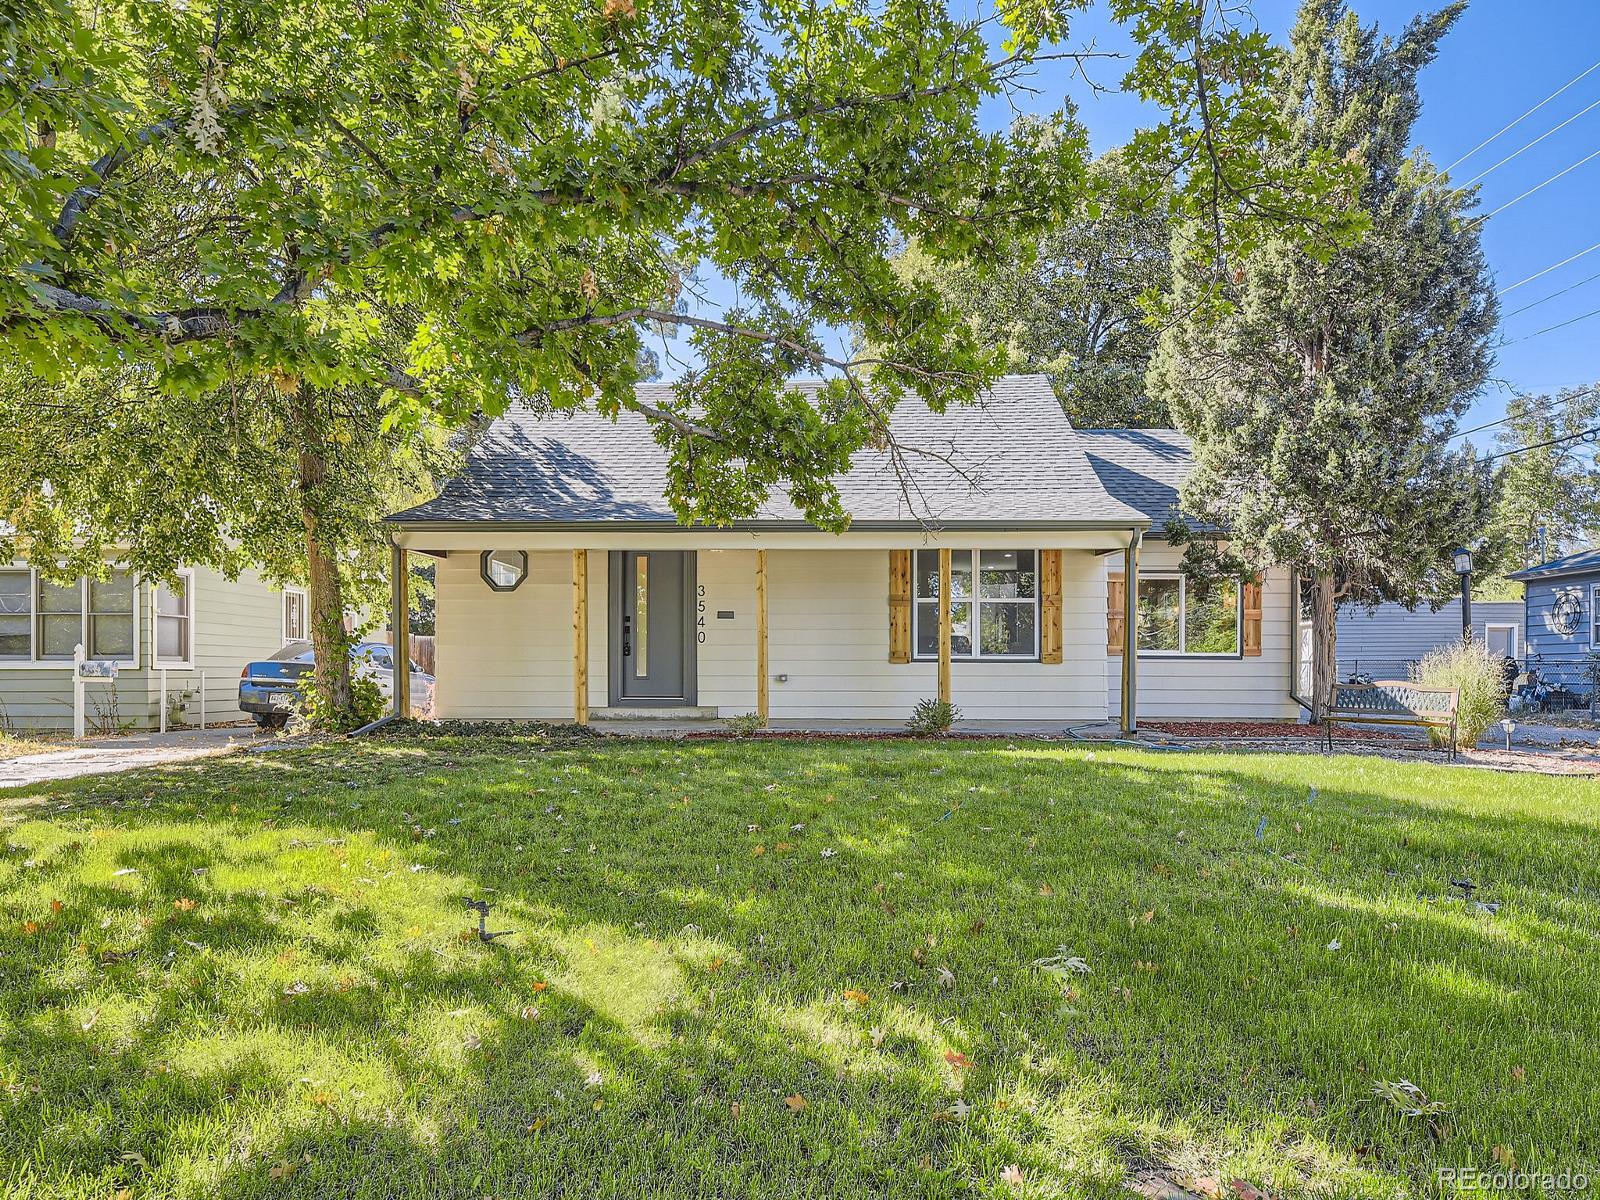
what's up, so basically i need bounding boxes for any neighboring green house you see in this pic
[0,562,304,732]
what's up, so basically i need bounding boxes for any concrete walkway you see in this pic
[0,725,270,788]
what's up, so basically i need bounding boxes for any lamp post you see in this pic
[1452,545,1474,643]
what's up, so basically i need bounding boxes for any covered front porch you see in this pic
[387,530,1150,732]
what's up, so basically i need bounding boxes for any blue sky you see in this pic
[659,1,1600,450]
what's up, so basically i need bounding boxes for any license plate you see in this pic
[269,693,296,711]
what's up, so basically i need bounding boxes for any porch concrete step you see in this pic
[592,706,720,721]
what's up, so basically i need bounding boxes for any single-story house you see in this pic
[1335,598,1524,681]
[384,375,1305,729]
[1508,547,1600,697]
[0,561,306,732]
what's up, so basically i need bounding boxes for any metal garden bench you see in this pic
[1323,681,1460,758]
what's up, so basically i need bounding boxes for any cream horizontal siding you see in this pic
[753,549,1106,722]
[433,550,608,720]
[1105,541,1300,721]
[696,550,758,715]
[431,547,1112,722]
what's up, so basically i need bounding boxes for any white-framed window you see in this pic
[283,588,308,642]
[154,572,193,665]
[1116,572,1242,656]
[0,567,139,665]
[1592,585,1600,649]
[0,568,30,660]
[36,575,84,660]
[1485,622,1519,660]
[913,549,1038,660]
[87,571,137,660]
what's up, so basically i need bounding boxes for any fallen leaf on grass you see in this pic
[519,1005,539,1021]
[784,1093,808,1112]
[532,981,548,993]
[935,966,955,989]
[173,898,196,912]
[943,1050,970,1070]
[751,844,765,857]
[1230,1182,1265,1200]
[842,988,869,1005]
[869,1026,886,1048]
[1510,1065,1526,1082]
[49,900,63,914]
[1001,1164,1024,1188]
[1038,883,1054,897]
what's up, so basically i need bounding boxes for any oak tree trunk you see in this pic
[1309,571,1338,722]
[292,388,353,721]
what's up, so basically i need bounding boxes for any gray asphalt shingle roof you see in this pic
[389,375,1160,529]
[1506,546,1600,581]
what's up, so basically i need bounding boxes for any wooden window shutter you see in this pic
[1106,576,1125,655]
[888,550,912,663]
[1040,550,1063,664]
[1242,576,1264,657]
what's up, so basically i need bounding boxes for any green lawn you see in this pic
[1,736,1596,1198]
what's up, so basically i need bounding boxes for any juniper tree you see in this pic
[1148,0,1496,717]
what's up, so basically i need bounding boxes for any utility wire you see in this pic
[1501,267,1600,320]
[1503,302,1600,345]
[1483,424,1600,463]
[1479,145,1600,220]
[1449,384,1600,442]
[1497,239,1600,295]
[1444,58,1600,172]
[1460,95,1600,186]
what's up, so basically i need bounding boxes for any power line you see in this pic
[1449,384,1600,442]
[1503,302,1600,345]
[1497,239,1600,295]
[1483,424,1600,463]
[1501,267,1600,320]
[1460,95,1600,186]
[1480,145,1600,219]
[1443,58,1600,172]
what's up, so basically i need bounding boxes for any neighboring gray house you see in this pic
[1508,548,1600,696]
[1335,598,1525,681]
[1,561,305,732]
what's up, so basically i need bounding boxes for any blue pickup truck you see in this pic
[239,640,435,729]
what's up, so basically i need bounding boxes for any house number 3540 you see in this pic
[696,584,707,643]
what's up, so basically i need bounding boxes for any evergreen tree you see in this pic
[1148,0,1496,717]
[1486,386,1600,572]
[896,146,1171,428]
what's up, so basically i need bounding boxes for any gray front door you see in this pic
[611,551,696,704]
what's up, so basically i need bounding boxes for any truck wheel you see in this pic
[254,713,289,731]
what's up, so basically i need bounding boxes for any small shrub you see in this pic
[724,712,766,737]
[1413,639,1506,748]
[290,672,386,734]
[906,697,961,737]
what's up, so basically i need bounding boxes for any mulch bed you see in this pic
[1143,720,1401,741]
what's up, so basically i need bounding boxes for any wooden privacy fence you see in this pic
[377,633,435,675]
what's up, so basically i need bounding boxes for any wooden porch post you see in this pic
[937,547,952,705]
[391,542,411,718]
[755,549,769,726]
[572,549,589,725]
[1120,531,1141,734]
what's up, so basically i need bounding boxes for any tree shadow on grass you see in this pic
[1,739,1597,1197]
